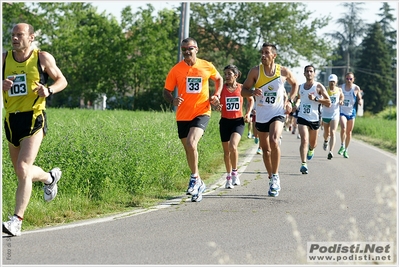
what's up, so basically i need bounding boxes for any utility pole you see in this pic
[173,2,190,111]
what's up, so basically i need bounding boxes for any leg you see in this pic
[345,118,355,149]
[258,131,272,177]
[308,128,319,151]
[298,124,309,164]
[323,122,330,142]
[339,115,347,147]
[268,120,283,174]
[9,131,49,217]
[221,141,232,174]
[329,118,339,152]
[180,127,204,176]
[229,132,241,171]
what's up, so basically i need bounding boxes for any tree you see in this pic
[327,2,367,80]
[120,4,180,110]
[355,22,393,113]
[377,2,397,104]
[188,2,333,82]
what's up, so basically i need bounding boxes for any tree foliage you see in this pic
[4,2,394,114]
[356,22,394,114]
[188,2,333,82]
[327,2,367,79]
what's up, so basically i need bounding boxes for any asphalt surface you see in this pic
[2,130,397,265]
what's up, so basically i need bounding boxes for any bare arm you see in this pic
[244,96,254,121]
[39,51,68,95]
[315,83,331,107]
[356,86,363,106]
[281,66,298,102]
[241,66,261,97]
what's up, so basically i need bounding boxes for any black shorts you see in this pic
[177,115,210,139]
[297,117,320,130]
[219,117,245,142]
[4,110,47,147]
[255,115,285,133]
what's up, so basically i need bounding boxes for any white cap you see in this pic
[328,74,338,82]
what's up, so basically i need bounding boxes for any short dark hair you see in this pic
[262,43,277,54]
[304,65,315,73]
[181,37,197,47]
[223,64,241,79]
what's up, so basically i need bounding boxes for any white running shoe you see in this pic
[191,181,206,202]
[187,177,202,196]
[44,167,62,202]
[2,216,22,237]
[268,174,281,197]
[225,175,234,189]
[231,171,240,186]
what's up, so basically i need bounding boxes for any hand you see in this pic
[210,95,220,106]
[284,102,292,114]
[172,94,184,107]
[252,88,262,97]
[33,81,50,97]
[2,76,15,91]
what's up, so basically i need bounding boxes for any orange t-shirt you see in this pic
[220,83,243,119]
[164,58,219,121]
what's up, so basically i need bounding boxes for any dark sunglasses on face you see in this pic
[346,78,353,81]
[181,46,196,52]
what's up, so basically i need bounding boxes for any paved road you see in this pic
[2,130,397,265]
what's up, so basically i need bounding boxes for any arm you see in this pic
[356,86,363,106]
[38,51,68,96]
[2,52,14,92]
[244,96,254,122]
[312,83,331,107]
[241,66,261,97]
[281,66,299,103]
[339,88,344,105]
[210,72,223,106]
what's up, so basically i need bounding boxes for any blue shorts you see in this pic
[340,111,356,120]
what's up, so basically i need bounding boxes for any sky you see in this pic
[91,1,398,83]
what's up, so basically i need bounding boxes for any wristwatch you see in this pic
[47,87,54,96]
[314,96,319,102]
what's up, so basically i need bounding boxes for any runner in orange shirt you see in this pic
[218,65,254,189]
[163,37,223,202]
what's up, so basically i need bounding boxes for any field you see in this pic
[1,108,396,230]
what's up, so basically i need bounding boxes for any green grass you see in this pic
[352,109,397,153]
[2,109,254,229]
[2,107,396,230]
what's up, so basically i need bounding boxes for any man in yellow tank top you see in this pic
[241,43,299,197]
[2,23,68,236]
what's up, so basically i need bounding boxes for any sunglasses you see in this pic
[346,78,353,81]
[181,46,197,52]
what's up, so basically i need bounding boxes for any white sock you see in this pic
[44,173,53,185]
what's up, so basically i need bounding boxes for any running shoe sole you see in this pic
[300,165,308,174]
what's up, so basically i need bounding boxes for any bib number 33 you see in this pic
[186,77,203,94]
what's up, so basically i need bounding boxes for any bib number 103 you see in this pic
[8,74,28,97]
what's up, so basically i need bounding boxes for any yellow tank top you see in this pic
[3,49,48,114]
